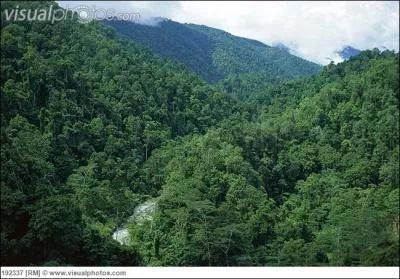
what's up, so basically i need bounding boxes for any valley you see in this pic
[1,1,399,267]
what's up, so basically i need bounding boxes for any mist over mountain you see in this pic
[273,42,292,53]
[1,1,399,269]
[337,45,362,60]
[136,16,168,27]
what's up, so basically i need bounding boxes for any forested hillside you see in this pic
[1,1,399,267]
[1,1,238,265]
[130,50,399,266]
[103,19,321,83]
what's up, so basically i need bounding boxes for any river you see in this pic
[112,200,156,245]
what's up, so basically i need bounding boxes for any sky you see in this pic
[57,1,399,65]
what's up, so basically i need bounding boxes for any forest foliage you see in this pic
[103,19,321,83]
[1,1,399,266]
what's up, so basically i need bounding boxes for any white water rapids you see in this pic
[112,200,156,245]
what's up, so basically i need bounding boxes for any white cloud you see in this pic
[57,1,399,65]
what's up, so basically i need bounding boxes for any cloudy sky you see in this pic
[58,1,399,65]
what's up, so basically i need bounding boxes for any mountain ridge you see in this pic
[102,19,322,83]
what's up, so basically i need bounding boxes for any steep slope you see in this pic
[102,19,322,83]
[188,24,321,80]
[131,49,399,266]
[1,0,398,268]
[103,19,220,82]
[1,1,238,266]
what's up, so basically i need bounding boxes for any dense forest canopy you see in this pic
[1,1,399,267]
[103,19,322,83]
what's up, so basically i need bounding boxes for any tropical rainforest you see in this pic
[103,19,321,83]
[1,1,399,267]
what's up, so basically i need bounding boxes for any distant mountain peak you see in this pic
[336,45,361,60]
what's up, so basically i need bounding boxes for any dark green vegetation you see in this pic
[1,1,236,266]
[103,19,321,83]
[1,1,399,267]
